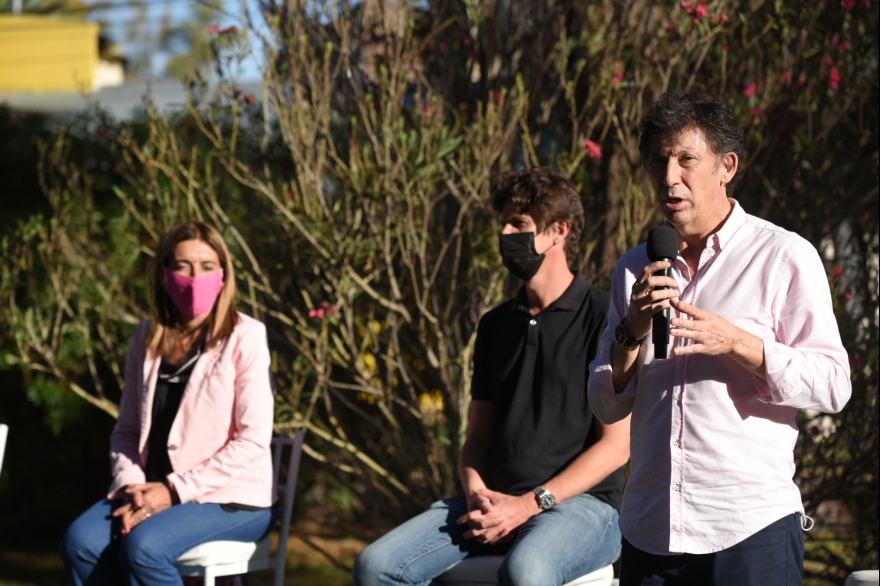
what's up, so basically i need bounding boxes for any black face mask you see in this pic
[499,232,547,281]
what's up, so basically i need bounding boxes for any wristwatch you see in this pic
[615,318,647,347]
[533,486,556,510]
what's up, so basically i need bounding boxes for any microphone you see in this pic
[646,226,679,359]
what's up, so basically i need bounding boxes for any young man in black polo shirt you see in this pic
[354,168,630,586]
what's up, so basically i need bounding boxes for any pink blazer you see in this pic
[108,313,275,507]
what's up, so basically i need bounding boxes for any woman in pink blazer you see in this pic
[61,221,275,585]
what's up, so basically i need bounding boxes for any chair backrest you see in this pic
[0,424,8,477]
[270,430,306,584]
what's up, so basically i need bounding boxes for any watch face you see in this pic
[615,321,627,345]
[615,320,643,347]
[535,488,556,509]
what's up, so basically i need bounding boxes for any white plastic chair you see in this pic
[175,430,306,586]
[437,556,617,586]
[847,570,880,586]
[0,424,8,476]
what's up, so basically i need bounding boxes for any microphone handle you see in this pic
[652,261,672,359]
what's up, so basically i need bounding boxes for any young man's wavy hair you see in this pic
[638,92,748,192]
[490,167,585,265]
[147,221,239,357]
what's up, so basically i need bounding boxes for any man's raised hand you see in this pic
[670,298,766,379]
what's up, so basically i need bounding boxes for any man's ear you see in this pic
[554,220,571,243]
[720,152,738,185]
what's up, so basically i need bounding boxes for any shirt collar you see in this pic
[711,199,746,251]
[511,271,590,314]
[661,198,746,253]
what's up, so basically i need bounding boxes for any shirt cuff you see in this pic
[107,468,146,500]
[164,473,194,504]
[591,363,639,402]
[754,339,799,404]
[588,361,639,425]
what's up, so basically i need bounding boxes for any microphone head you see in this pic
[647,225,679,261]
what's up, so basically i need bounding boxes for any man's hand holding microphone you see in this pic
[629,226,680,359]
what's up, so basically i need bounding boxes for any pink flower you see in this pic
[219,26,239,36]
[798,73,807,87]
[680,0,694,10]
[582,139,602,159]
[842,290,853,301]
[472,111,480,122]
[439,42,448,53]
[781,71,792,85]
[611,69,625,86]
[208,24,220,35]
[839,41,850,51]
[824,55,834,66]
[693,2,708,22]
[830,266,844,278]
[862,0,871,7]
[829,66,841,89]
[309,302,336,320]
[426,40,435,50]
[742,82,757,98]
[492,89,503,104]
[841,0,856,9]
[285,191,293,200]
[751,107,765,118]
[832,35,840,47]
[666,21,680,35]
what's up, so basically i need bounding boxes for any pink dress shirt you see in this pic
[588,201,851,555]
[108,312,276,507]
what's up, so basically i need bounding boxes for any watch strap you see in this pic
[616,318,647,347]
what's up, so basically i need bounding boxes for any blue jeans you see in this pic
[353,492,621,586]
[60,499,274,586]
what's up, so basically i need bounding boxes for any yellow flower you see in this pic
[359,352,378,375]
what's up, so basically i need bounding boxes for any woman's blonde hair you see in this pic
[147,221,238,356]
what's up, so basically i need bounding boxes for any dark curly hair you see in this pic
[638,92,747,192]
[490,167,585,265]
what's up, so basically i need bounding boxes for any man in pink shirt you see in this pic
[588,92,851,585]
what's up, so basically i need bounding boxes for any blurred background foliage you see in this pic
[0,0,877,583]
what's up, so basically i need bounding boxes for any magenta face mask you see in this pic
[164,269,225,318]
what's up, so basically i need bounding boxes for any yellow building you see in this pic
[0,14,123,93]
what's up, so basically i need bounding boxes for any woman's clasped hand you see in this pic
[112,482,178,535]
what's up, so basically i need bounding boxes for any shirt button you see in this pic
[672,483,681,492]
[168,444,178,451]
[672,439,680,448]
[529,319,537,326]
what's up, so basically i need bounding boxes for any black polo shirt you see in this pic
[471,272,624,510]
